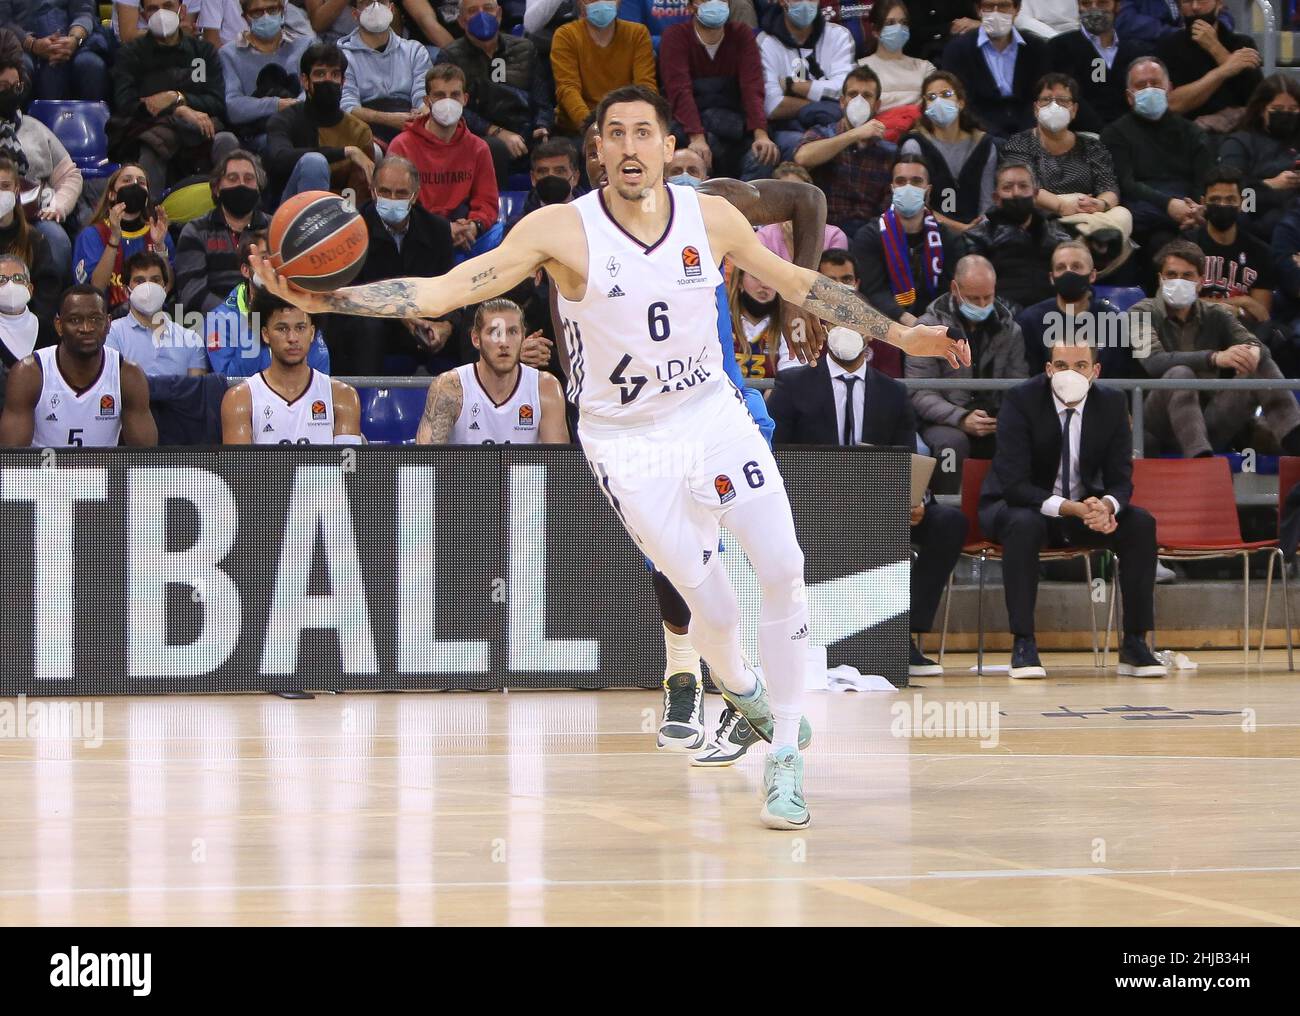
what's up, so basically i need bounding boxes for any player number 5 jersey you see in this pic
[557,183,726,427]
[31,345,123,448]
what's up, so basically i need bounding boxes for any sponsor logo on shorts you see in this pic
[790,623,808,641]
[311,399,327,421]
[714,474,735,505]
[97,394,116,419]
[682,245,702,278]
[518,404,534,427]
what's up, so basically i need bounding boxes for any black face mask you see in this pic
[1268,110,1300,139]
[536,175,572,205]
[116,183,149,217]
[1205,203,1239,230]
[995,196,1035,223]
[1053,270,1092,302]
[308,80,342,117]
[0,88,21,120]
[218,185,261,218]
[740,291,777,319]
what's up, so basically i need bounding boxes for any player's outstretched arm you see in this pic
[250,205,564,321]
[414,370,462,445]
[703,196,971,369]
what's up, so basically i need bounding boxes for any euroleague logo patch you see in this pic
[518,404,534,427]
[681,245,702,278]
[714,474,736,505]
[97,394,116,419]
[311,399,327,421]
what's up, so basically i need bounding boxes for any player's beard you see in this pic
[612,162,657,202]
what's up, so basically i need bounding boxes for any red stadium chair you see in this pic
[1130,457,1278,663]
[935,457,1112,674]
[1259,456,1300,669]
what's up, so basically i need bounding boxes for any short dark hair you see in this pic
[996,159,1039,190]
[301,41,347,77]
[1154,238,1206,275]
[531,138,580,172]
[891,154,930,181]
[426,62,467,92]
[251,287,312,327]
[58,284,107,315]
[1203,165,1244,195]
[210,148,267,192]
[239,229,269,269]
[844,65,881,100]
[819,248,858,275]
[123,250,171,287]
[594,84,672,137]
[1034,72,1079,104]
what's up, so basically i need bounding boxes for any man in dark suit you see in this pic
[979,340,1166,678]
[769,324,968,677]
[1046,0,1154,134]
[939,0,1048,138]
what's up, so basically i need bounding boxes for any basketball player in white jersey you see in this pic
[416,297,568,445]
[221,291,363,444]
[0,285,158,447]
[253,84,969,830]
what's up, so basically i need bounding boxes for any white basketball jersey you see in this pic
[450,362,543,443]
[247,369,336,444]
[32,345,123,448]
[556,183,726,426]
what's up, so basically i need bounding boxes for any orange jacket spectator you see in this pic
[550,15,658,133]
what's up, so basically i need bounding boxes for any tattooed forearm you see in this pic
[330,279,428,318]
[468,266,498,293]
[803,275,894,344]
[416,371,462,445]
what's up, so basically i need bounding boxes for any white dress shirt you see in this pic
[1041,389,1121,518]
[1082,26,1120,69]
[830,359,867,446]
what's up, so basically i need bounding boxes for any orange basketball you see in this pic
[268,190,369,293]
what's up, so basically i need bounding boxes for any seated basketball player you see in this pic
[220,290,363,444]
[0,285,158,447]
[415,297,568,444]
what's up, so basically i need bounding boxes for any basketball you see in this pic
[268,190,369,293]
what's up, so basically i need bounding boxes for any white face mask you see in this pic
[129,281,168,316]
[0,279,30,314]
[844,95,873,128]
[359,2,394,32]
[148,8,181,37]
[1050,366,1091,404]
[827,326,865,362]
[0,189,14,220]
[430,97,463,127]
[981,11,1013,38]
[1036,101,1071,133]
[1161,278,1199,308]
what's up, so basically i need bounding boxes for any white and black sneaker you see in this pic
[690,702,762,767]
[1116,635,1168,678]
[909,637,943,677]
[657,672,705,750]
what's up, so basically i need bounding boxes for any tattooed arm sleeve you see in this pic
[415,370,463,445]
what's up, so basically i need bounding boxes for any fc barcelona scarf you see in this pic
[879,207,943,308]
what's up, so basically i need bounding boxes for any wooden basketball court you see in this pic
[2,651,1298,926]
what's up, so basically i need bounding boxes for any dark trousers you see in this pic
[990,504,1157,638]
[911,502,967,632]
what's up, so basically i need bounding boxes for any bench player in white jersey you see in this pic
[221,291,363,444]
[253,84,969,829]
[0,285,158,447]
[415,297,568,444]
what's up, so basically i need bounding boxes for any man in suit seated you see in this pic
[769,324,968,677]
[978,339,1166,679]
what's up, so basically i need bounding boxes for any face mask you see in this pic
[1053,270,1091,302]
[117,183,149,216]
[892,183,926,218]
[359,2,394,33]
[1133,86,1168,120]
[879,24,909,52]
[0,280,30,313]
[1268,110,1299,139]
[1161,278,1199,308]
[218,185,260,217]
[129,281,167,316]
[997,195,1034,222]
[740,290,777,318]
[845,95,873,128]
[0,89,21,119]
[981,12,1012,38]
[786,1,818,29]
[585,1,617,28]
[375,196,412,224]
[249,12,283,39]
[1050,366,1091,404]
[467,10,499,39]
[0,190,15,220]
[696,0,728,28]
[1037,101,1071,133]
[958,298,994,323]
[668,173,703,188]
[926,97,958,127]
[536,175,573,204]
[1080,9,1113,34]
[827,326,865,362]
[309,80,342,116]
[1205,203,1238,230]
[147,8,181,37]
[430,97,463,127]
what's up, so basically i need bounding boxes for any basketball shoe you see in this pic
[719,668,813,750]
[657,672,706,750]
[690,702,762,767]
[761,747,810,829]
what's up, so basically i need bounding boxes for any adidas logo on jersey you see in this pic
[790,624,809,641]
[702,549,712,565]
[469,421,480,430]
[262,423,274,433]
[45,413,57,421]
[607,285,625,298]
